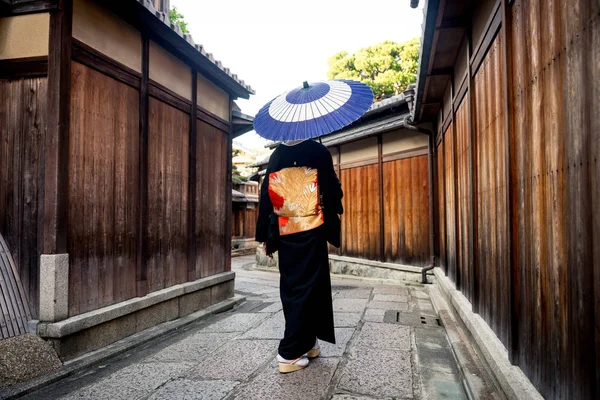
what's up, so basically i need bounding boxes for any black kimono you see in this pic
[256,139,343,360]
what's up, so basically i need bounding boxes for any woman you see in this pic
[256,138,343,373]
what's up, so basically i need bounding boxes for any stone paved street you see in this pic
[23,256,467,400]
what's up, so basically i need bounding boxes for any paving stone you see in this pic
[147,379,239,400]
[334,312,362,327]
[373,285,410,296]
[338,347,412,399]
[240,311,285,339]
[60,362,193,400]
[331,395,377,400]
[372,293,410,303]
[363,308,385,323]
[187,339,278,381]
[320,328,355,357]
[201,313,268,333]
[415,327,450,349]
[333,289,372,299]
[411,290,430,299]
[333,298,368,313]
[367,300,409,311]
[416,299,437,316]
[257,302,283,313]
[420,367,467,400]
[356,322,411,350]
[233,358,340,400]
[145,333,238,363]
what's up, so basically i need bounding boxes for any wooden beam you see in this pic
[470,0,502,76]
[187,71,197,281]
[148,82,191,114]
[451,74,461,289]
[225,100,233,272]
[382,146,429,163]
[0,0,58,16]
[41,0,72,255]
[436,18,469,31]
[428,68,454,76]
[136,34,149,297]
[466,25,479,313]
[0,56,47,78]
[454,71,469,109]
[378,134,385,262]
[72,39,141,89]
[500,0,518,364]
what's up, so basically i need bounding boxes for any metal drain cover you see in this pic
[383,310,442,328]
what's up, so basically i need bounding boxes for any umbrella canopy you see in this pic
[253,80,374,141]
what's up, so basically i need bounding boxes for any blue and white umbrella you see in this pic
[253,80,374,141]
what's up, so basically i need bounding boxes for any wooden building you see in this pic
[412,0,599,398]
[0,0,253,359]
[232,182,259,250]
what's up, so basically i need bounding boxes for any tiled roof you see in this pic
[137,0,254,95]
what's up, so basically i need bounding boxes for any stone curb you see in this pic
[38,271,235,338]
[432,268,543,400]
[0,295,246,400]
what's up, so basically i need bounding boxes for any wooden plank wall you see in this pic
[508,0,599,397]
[455,99,472,299]
[473,34,510,346]
[67,62,139,315]
[443,123,458,283]
[0,77,46,319]
[340,164,381,260]
[195,120,228,278]
[146,97,189,293]
[436,139,446,273]
[382,156,430,267]
[244,207,257,239]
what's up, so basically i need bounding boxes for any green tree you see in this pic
[232,148,247,185]
[169,7,189,34]
[327,38,420,100]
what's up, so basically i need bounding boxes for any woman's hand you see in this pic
[263,243,273,259]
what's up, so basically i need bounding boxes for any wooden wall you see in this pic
[196,120,228,278]
[146,98,189,292]
[67,62,139,315]
[383,156,430,267]
[508,0,599,397]
[340,164,381,260]
[433,0,600,397]
[0,77,46,318]
[473,34,510,346]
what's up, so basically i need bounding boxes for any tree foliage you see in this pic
[169,7,189,34]
[327,38,420,100]
[232,148,247,185]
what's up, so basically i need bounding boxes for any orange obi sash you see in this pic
[268,167,324,236]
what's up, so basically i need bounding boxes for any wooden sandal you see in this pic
[278,357,308,373]
[307,346,320,359]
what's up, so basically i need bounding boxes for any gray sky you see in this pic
[171,0,424,149]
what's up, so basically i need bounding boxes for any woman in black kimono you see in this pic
[256,138,343,373]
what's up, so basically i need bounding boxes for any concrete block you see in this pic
[39,254,69,322]
[146,332,238,363]
[178,289,211,317]
[320,328,354,357]
[240,311,285,339]
[211,280,234,305]
[201,313,268,333]
[367,300,409,311]
[136,298,179,333]
[333,298,368,313]
[334,312,362,327]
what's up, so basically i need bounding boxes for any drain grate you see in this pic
[383,310,442,328]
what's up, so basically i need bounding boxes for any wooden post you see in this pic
[467,25,479,313]
[225,100,233,271]
[136,35,149,297]
[451,79,461,290]
[378,134,385,262]
[41,0,72,255]
[187,71,197,281]
[500,0,518,364]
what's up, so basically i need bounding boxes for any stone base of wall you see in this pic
[37,272,235,361]
[255,247,429,282]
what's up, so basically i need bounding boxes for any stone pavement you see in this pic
[22,256,467,400]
